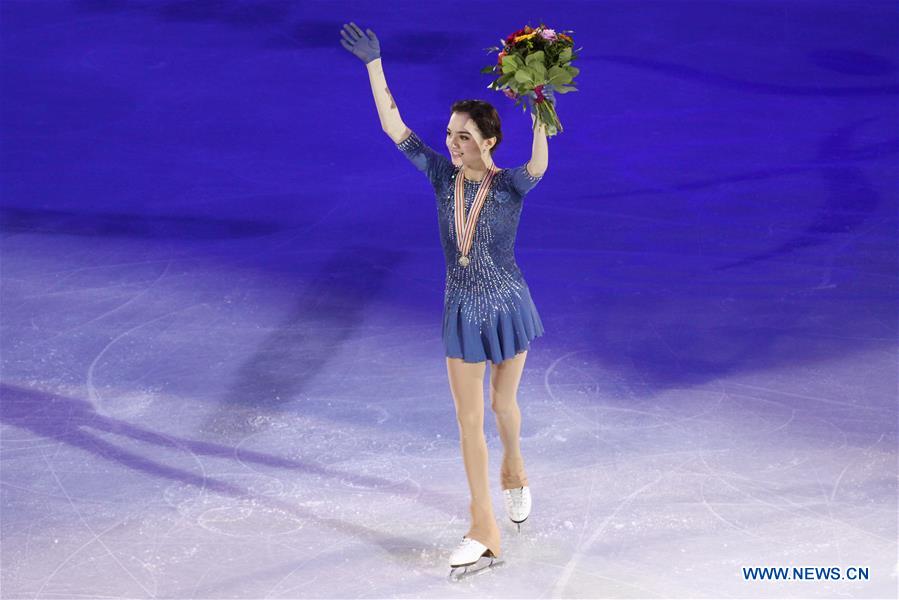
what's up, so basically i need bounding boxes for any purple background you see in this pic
[2,1,896,597]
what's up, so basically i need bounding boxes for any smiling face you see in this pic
[446,112,495,166]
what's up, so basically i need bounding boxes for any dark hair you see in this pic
[450,99,503,156]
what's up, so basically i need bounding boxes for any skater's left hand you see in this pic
[523,83,557,114]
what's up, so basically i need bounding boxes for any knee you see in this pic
[489,389,517,415]
[455,408,484,433]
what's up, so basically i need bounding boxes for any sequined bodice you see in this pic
[437,171,526,305]
[395,130,544,312]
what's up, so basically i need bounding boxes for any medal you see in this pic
[454,165,498,268]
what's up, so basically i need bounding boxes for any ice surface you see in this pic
[1,1,896,598]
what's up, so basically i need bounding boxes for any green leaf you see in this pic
[525,50,545,67]
[558,47,571,62]
[547,65,567,86]
[501,59,517,75]
[514,69,534,84]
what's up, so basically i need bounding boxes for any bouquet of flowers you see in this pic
[481,24,581,136]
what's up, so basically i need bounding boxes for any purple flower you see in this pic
[540,28,557,41]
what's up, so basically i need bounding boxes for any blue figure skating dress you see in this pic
[396,129,545,364]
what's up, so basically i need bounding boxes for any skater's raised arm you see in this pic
[340,23,410,143]
[523,85,557,178]
[528,113,548,177]
[367,59,410,143]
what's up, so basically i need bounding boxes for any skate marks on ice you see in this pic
[532,348,895,597]
[549,454,696,598]
[0,383,463,596]
[536,350,702,598]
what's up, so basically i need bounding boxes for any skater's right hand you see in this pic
[340,22,381,65]
[523,83,557,113]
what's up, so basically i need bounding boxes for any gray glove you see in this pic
[524,83,557,113]
[340,22,381,65]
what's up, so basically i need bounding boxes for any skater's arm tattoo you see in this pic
[385,86,396,109]
[366,58,406,139]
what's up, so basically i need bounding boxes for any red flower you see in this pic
[506,27,527,44]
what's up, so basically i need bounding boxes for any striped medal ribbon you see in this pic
[454,165,498,267]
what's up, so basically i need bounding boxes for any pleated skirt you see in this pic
[443,284,544,364]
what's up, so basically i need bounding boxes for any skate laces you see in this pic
[457,536,477,549]
[506,486,525,509]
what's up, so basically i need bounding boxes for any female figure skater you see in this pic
[340,22,553,579]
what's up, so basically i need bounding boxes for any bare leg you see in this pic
[489,350,529,490]
[446,356,501,558]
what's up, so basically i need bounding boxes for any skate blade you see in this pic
[509,515,529,532]
[448,555,504,581]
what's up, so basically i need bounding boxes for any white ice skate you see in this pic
[503,485,531,532]
[447,536,502,581]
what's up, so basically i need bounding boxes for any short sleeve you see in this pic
[507,163,544,198]
[395,129,453,191]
